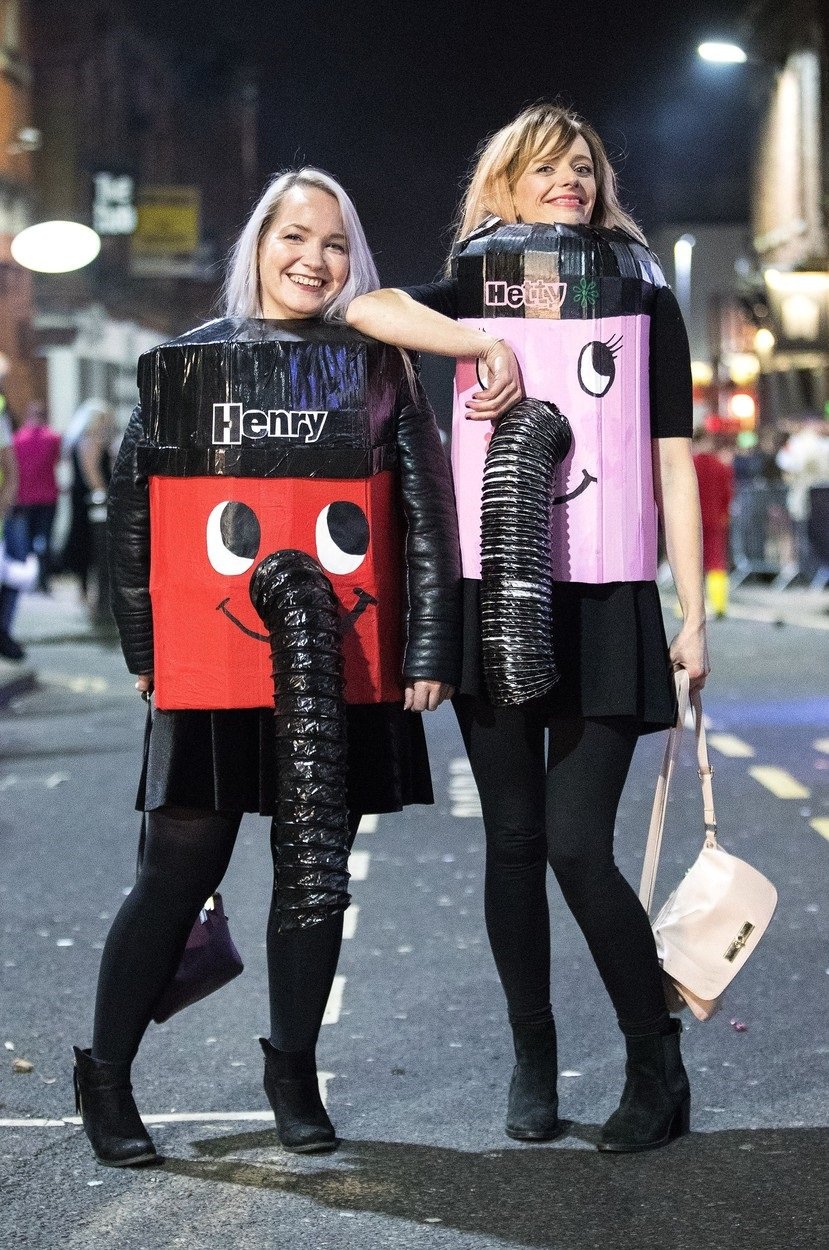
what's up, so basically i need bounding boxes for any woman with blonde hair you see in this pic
[74,167,513,1167]
[348,103,708,1152]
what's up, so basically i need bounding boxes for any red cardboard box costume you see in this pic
[108,316,461,853]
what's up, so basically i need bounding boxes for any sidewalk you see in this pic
[2,577,827,710]
[0,579,96,708]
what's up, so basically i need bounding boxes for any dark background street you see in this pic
[1,589,827,1249]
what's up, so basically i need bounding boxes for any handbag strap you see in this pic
[638,669,719,916]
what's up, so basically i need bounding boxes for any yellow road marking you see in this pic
[708,734,755,759]
[748,766,810,800]
[810,818,829,843]
[813,739,829,756]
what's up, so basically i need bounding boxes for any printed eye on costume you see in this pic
[577,336,622,398]
[207,500,261,574]
[316,501,370,575]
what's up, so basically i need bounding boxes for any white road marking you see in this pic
[748,766,810,800]
[322,975,346,1025]
[357,814,378,833]
[449,757,482,818]
[342,904,360,940]
[0,1089,337,1130]
[42,674,109,694]
[348,850,370,881]
[708,734,756,759]
[0,773,71,791]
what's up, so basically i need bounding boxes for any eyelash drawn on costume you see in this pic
[577,334,623,399]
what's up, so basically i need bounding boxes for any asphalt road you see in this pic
[1,602,827,1250]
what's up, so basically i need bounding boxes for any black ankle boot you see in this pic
[72,1047,157,1167]
[259,1038,337,1153]
[598,1019,690,1153]
[505,1019,563,1142]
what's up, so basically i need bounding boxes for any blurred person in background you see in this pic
[776,416,829,580]
[61,399,118,623]
[693,429,733,617]
[9,401,62,592]
[0,396,22,659]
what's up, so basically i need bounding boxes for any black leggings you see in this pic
[454,696,669,1037]
[92,806,359,1066]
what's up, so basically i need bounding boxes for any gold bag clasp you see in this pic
[724,922,755,963]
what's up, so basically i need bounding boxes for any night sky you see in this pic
[134,0,763,285]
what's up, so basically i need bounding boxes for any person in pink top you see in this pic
[10,401,62,592]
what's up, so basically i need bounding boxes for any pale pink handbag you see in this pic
[639,670,778,1022]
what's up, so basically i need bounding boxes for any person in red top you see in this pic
[10,400,61,592]
[692,430,733,617]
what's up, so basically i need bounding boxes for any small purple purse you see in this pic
[152,893,244,1023]
[136,811,244,1023]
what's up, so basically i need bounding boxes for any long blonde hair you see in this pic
[452,103,647,252]
[223,167,380,321]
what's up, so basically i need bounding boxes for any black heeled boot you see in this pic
[72,1047,157,1167]
[598,1019,690,1153]
[259,1038,337,1153]
[505,1019,563,1142]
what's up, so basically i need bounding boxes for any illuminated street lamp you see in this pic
[698,41,748,64]
[10,221,101,273]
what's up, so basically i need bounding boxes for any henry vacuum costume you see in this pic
[109,318,461,857]
[75,318,461,1164]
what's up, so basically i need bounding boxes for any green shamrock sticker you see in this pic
[574,277,599,310]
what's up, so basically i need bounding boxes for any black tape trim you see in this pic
[136,443,397,479]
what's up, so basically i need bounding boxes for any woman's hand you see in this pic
[465,339,524,422]
[668,622,710,694]
[404,680,454,712]
[135,672,154,700]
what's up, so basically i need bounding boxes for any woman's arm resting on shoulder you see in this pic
[347,289,522,421]
[652,436,710,692]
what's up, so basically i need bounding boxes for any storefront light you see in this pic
[698,41,748,64]
[727,353,760,384]
[728,393,756,422]
[10,221,101,273]
[753,327,776,353]
[691,360,714,386]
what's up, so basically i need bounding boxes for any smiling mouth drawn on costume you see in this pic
[552,469,598,505]
[217,586,378,641]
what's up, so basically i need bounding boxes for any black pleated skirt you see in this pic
[460,578,677,734]
[137,702,433,815]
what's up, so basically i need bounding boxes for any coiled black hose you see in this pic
[480,398,573,706]
[250,550,351,931]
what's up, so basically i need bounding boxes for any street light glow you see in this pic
[11,221,101,273]
[698,41,748,64]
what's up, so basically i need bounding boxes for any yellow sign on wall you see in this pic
[133,186,200,256]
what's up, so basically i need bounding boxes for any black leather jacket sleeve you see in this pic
[107,406,154,675]
[395,376,462,687]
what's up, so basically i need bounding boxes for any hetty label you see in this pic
[212,403,328,446]
[484,280,567,311]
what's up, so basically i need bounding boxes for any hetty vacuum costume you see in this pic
[113,317,445,931]
[451,222,668,703]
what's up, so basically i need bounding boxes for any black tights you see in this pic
[454,696,669,1037]
[92,806,358,1065]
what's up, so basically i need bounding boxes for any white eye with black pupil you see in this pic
[316,502,369,575]
[577,340,617,398]
[207,501,260,575]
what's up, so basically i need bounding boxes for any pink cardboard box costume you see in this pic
[450,223,667,584]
